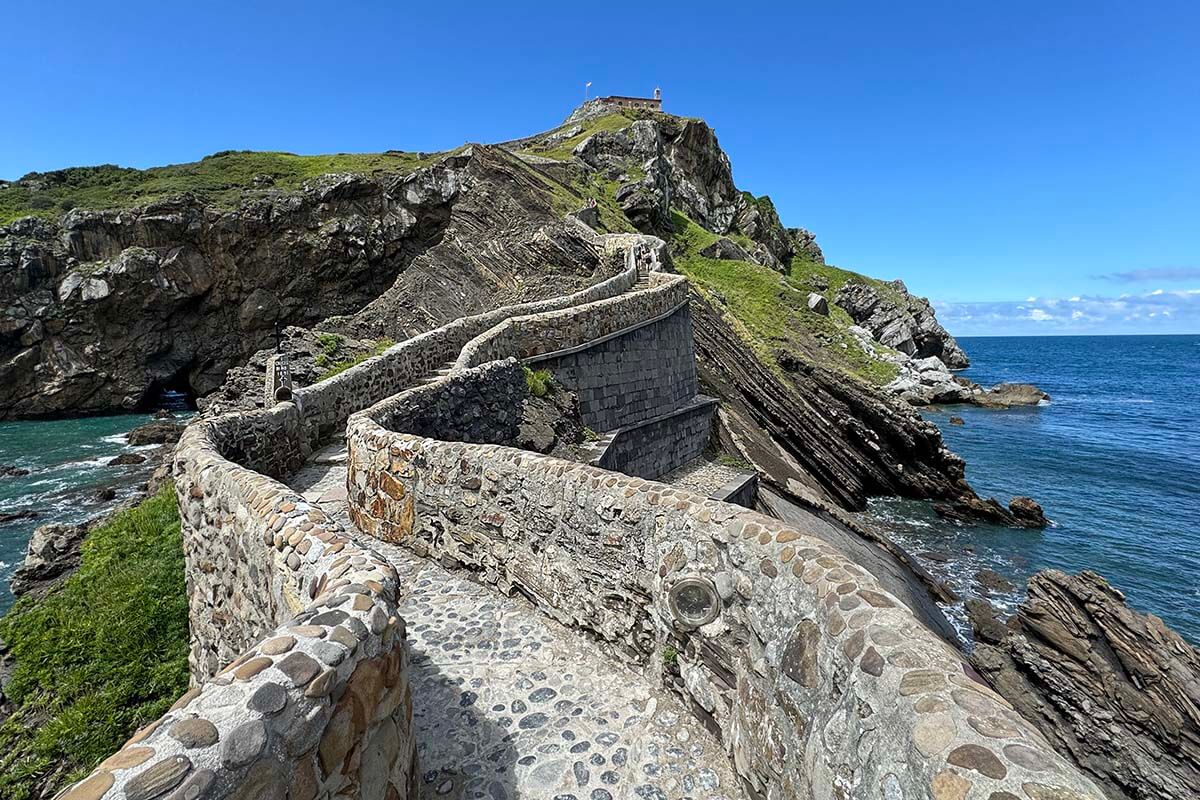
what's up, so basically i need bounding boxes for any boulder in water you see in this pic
[1,464,30,478]
[1009,495,1048,527]
[108,452,147,466]
[126,420,185,446]
[974,382,1050,408]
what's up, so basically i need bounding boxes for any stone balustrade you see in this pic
[344,427,1107,800]
[454,272,687,370]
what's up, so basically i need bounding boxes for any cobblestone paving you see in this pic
[659,458,744,498]
[292,461,743,800]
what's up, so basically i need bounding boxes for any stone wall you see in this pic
[366,358,527,445]
[292,260,639,449]
[532,303,699,433]
[454,272,688,370]
[54,418,417,800]
[595,396,718,479]
[344,427,1106,800]
[53,236,663,800]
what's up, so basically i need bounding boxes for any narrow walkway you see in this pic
[291,457,742,800]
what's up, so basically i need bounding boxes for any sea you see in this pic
[1,336,1197,645]
[869,334,1200,645]
[0,414,167,612]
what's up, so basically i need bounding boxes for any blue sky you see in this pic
[3,1,1197,334]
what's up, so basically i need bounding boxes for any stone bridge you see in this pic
[56,232,1106,800]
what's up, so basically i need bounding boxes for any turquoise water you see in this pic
[0,414,160,612]
[871,334,1200,644]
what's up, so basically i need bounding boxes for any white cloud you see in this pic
[933,287,1200,335]
[1151,288,1164,295]
[1025,296,1038,302]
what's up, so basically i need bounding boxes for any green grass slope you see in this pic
[0,149,443,226]
[0,486,188,800]
[669,211,900,385]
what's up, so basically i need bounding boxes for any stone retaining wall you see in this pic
[532,302,699,433]
[595,396,719,479]
[344,428,1105,800]
[292,260,639,449]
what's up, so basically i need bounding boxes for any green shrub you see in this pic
[662,646,678,665]
[316,338,394,381]
[523,366,553,398]
[0,485,189,800]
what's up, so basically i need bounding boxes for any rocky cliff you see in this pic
[967,571,1200,800]
[0,147,605,418]
[1,107,996,521]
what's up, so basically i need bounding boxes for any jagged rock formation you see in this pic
[837,279,970,367]
[0,147,604,418]
[967,570,1200,800]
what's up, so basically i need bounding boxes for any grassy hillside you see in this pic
[0,486,188,800]
[0,149,443,226]
[669,211,900,385]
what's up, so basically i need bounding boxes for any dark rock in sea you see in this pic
[970,570,1200,800]
[948,415,964,425]
[0,510,39,525]
[91,486,117,503]
[152,409,176,419]
[919,550,951,563]
[1008,495,1048,527]
[10,521,89,597]
[973,382,1050,408]
[963,597,1011,645]
[1,464,30,478]
[974,568,1015,594]
[126,420,185,446]
[108,452,147,466]
[933,493,1048,528]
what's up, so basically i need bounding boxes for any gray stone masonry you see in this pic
[534,304,699,435]
[595,396,719,480]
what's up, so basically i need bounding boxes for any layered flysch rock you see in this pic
[967,570,1200,800]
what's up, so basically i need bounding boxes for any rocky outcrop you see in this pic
[0,146,605,419]
[967,570,1200,800]
[836,280,969,368]
[569,118,801,266]
[974,382,1051,408]
[692,289,985,511]
[882,352,1050,409]
[9,520,89,597]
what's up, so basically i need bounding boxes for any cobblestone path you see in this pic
[291,458,743,800]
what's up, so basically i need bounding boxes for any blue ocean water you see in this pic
[871,334,1200,644]
[0,414,160,612]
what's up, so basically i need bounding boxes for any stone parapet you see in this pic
[343,428,1106,800]
[454,272,688,371]
[593,395,719,479]
[55,417,416,800]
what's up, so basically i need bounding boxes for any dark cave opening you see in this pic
[137,365,199,413]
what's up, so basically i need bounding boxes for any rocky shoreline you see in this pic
[4,415,179,601]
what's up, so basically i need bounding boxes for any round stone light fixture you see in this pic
[668,576,721,628]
